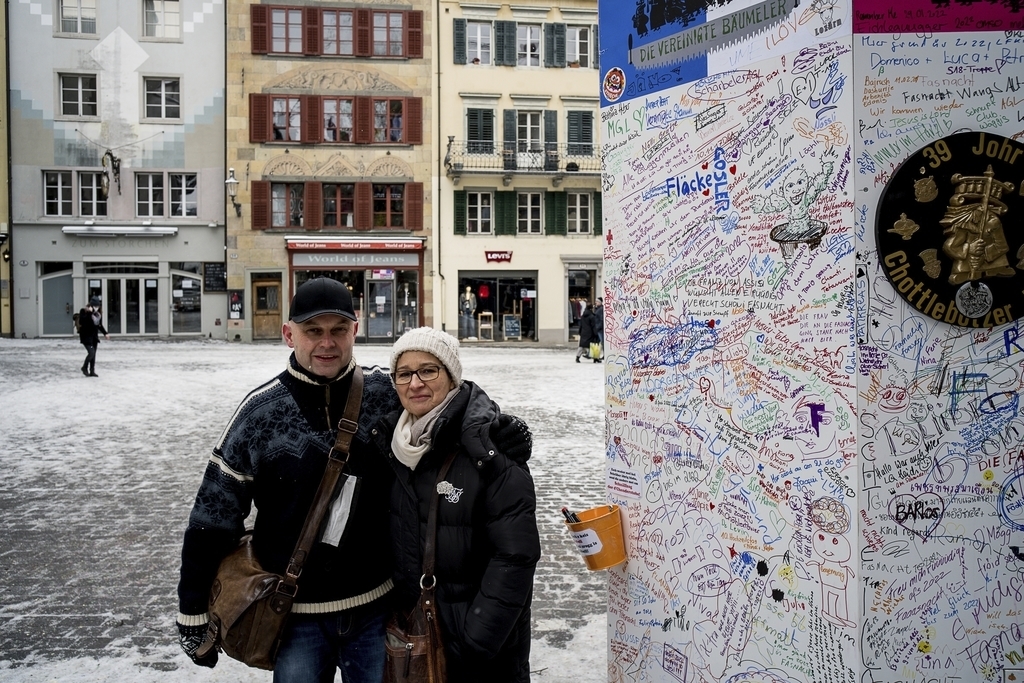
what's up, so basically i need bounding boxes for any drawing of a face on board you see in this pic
[790,396,837,459]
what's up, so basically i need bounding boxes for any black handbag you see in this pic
[194,367,364,670]
[384,450,458,683]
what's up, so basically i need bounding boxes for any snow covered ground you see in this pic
[0,338,608,682]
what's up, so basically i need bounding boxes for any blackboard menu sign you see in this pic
[204,262,227,292]
[503,314,521,340]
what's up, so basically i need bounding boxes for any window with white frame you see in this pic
[60,0,96,34]
[467,22,491,64]
[60,74,97,117]
[567,193,591,234]
[271,8,303,53]
[272,97,302,141]
[322,10,354,55]
[567,26,590,67]
[373,11,403,56]
[79,172,107,217]
[170,173,198,217]
[144,0,180,39]
[517,111,542,153]
[44,172,73,216]
[144,78,180,119]
[467,192,492,234]
[517,24,540,66]
[272,183,304,227]
[517,192,542,234]
[136,173,165,217]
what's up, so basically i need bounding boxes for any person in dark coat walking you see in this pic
[373,327,540,683]
[575,301,600,363]
[78,296,108,376]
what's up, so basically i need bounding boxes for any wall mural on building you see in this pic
[598,0,1023,677]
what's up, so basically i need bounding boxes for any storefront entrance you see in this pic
[294,268,419,343]
[252,277,282,341]
[457,273,537,342]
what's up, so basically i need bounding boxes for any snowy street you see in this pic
[0,338,607,682]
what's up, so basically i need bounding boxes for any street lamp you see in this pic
[225,168,241,217]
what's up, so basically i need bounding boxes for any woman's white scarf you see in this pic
[391,386,462,470]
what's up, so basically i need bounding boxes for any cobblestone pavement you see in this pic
[0,339,606,680]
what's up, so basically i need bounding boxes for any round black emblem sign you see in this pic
[876,132,1024,327]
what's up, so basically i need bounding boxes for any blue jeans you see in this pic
[273,602,387,683]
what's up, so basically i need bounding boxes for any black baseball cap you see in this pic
[289,278,357,323]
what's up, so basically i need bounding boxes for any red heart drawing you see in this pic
[702,162,709,170]
[702,189,710,196]
[729,165,737,174]
[648,394,655,402]
[707,320,715,328]
[709,502,715,511]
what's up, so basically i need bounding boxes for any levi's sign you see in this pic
[485,251,513,262]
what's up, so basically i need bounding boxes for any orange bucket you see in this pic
[564,504,627,570]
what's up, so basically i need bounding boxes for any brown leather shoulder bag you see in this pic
[195,366,364,670]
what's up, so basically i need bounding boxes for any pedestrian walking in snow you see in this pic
[575,301,600,363]
[373,327,539,683]
[176,277,531,682]
[77,296,108,377]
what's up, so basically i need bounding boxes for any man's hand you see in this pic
[492,414,533,463]
[177,622,218,668]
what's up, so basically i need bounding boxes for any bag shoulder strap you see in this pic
[422,449,458,580]
[284,366,365,588]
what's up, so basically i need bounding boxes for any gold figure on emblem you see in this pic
[889,213,920,240]
[914,177,938,202]
[919,249,941,279]
[940,165,1017,285]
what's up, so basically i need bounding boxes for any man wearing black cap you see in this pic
[176,277,532,682]
[77,296,109,377]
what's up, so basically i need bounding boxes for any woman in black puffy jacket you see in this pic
[371,327,540,683]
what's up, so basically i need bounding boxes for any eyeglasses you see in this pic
[394,365,444,385]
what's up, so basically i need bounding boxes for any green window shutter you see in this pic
[453,19,467,64]
[495,191,517,235]
[593,192,603,235]
[555,23,566,67]
[544,109,559,170]
[592,24,599,69]
[454,190,467,235]
[552,192,569,235]
[543,24,554,67]
[467,108,494,153]
[496,21,517,66]
[503,109,517,170]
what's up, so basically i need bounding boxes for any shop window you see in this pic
[457,276,536,341]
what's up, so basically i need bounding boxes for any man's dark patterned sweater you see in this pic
[177,356,399,623]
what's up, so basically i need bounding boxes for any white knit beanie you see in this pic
[390,327,463,386]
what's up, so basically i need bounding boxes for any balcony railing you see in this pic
[444,138,602,180]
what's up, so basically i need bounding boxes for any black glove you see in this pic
[492,413,533,463]
[178,622,218,668]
